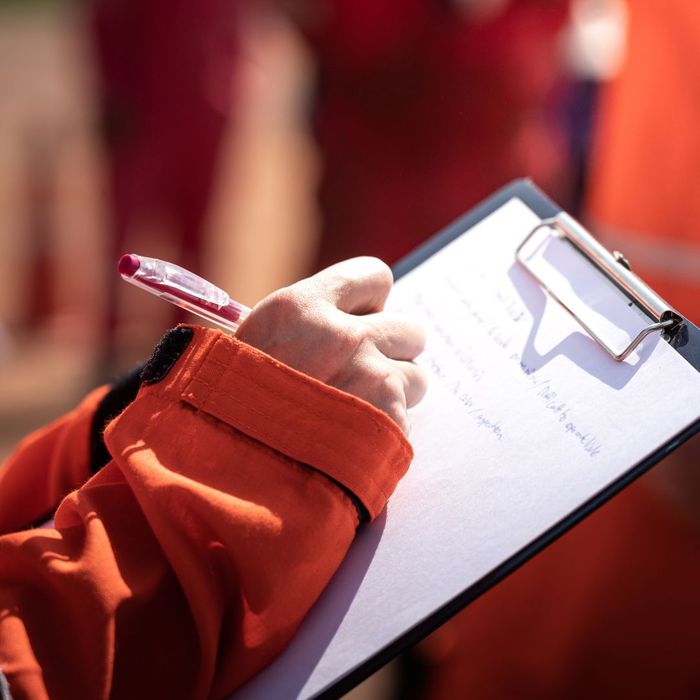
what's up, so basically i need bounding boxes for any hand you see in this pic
[236,257,428,434]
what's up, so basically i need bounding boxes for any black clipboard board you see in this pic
[233,179,700,700]
[324,179,700,698]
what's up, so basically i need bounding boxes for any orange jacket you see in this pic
[0,325,411,699]
[586,0,700,324]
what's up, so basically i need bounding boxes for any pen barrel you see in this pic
[136,258,231,309]
[157,291,248,333]
[120,254,251,334]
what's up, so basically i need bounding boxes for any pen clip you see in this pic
[133,258,231,308]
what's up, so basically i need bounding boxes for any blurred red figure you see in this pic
[299,0,571,268]
[91,0,570,356]
[90,0,239,350]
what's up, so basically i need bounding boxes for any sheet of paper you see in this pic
[232,198,700,699]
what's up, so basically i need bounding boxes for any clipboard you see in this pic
[396,180,700,367]
[232,179,700,700]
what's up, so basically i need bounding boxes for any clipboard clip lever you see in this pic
[516,214,683,362]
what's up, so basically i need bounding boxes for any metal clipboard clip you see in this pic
[516,213,683,361]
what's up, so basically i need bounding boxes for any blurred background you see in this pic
[1,0,698,697]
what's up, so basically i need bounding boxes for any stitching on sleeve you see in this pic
[174,335,411,507]
[215,337,408,447]
[189,364,409,506]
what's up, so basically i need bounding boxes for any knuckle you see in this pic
[365,257,394,292]
[368,366,404,407]
[245,287,300,332]
[264,286,304,319]
[333,322,365,359]
[407,364,429,405]
[339,256,393,291]
[361,364,405,419]
[368,256,393,278]
[395,317,426,357]
[238,285,321,362]
[354,318,377,344]
[383,371,405,400]
[385,399,409,434]
[258,284,327,331]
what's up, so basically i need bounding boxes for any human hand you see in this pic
[236,257,428,434]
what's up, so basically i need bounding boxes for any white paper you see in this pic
[232,198,700,699]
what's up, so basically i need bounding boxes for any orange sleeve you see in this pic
[0,326,412,700]
[0,385,109,534]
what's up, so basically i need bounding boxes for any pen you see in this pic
[118,253,251,333]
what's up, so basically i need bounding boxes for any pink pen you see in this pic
[118,254,250,333]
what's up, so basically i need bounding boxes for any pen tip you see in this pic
[118,254,140,277]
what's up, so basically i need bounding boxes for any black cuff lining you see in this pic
[88,365,144,474]
[305,466,370,526]
[141,326,194,384]
[88,326,195,474]
[337,482,371,526]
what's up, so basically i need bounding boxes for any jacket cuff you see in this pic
[124,325,413,520]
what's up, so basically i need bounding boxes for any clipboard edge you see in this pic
[315,178,700,698]
[315,418,700,700]
[392,178,559,279]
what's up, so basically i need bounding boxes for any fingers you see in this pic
[371,361,427,434]
[393,359,429,408]
[309,257,394,315]
[237,256,429,436]
[361,312,426,361]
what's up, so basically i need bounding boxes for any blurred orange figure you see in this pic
[404,3,700,698]
[586,0,700,324]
